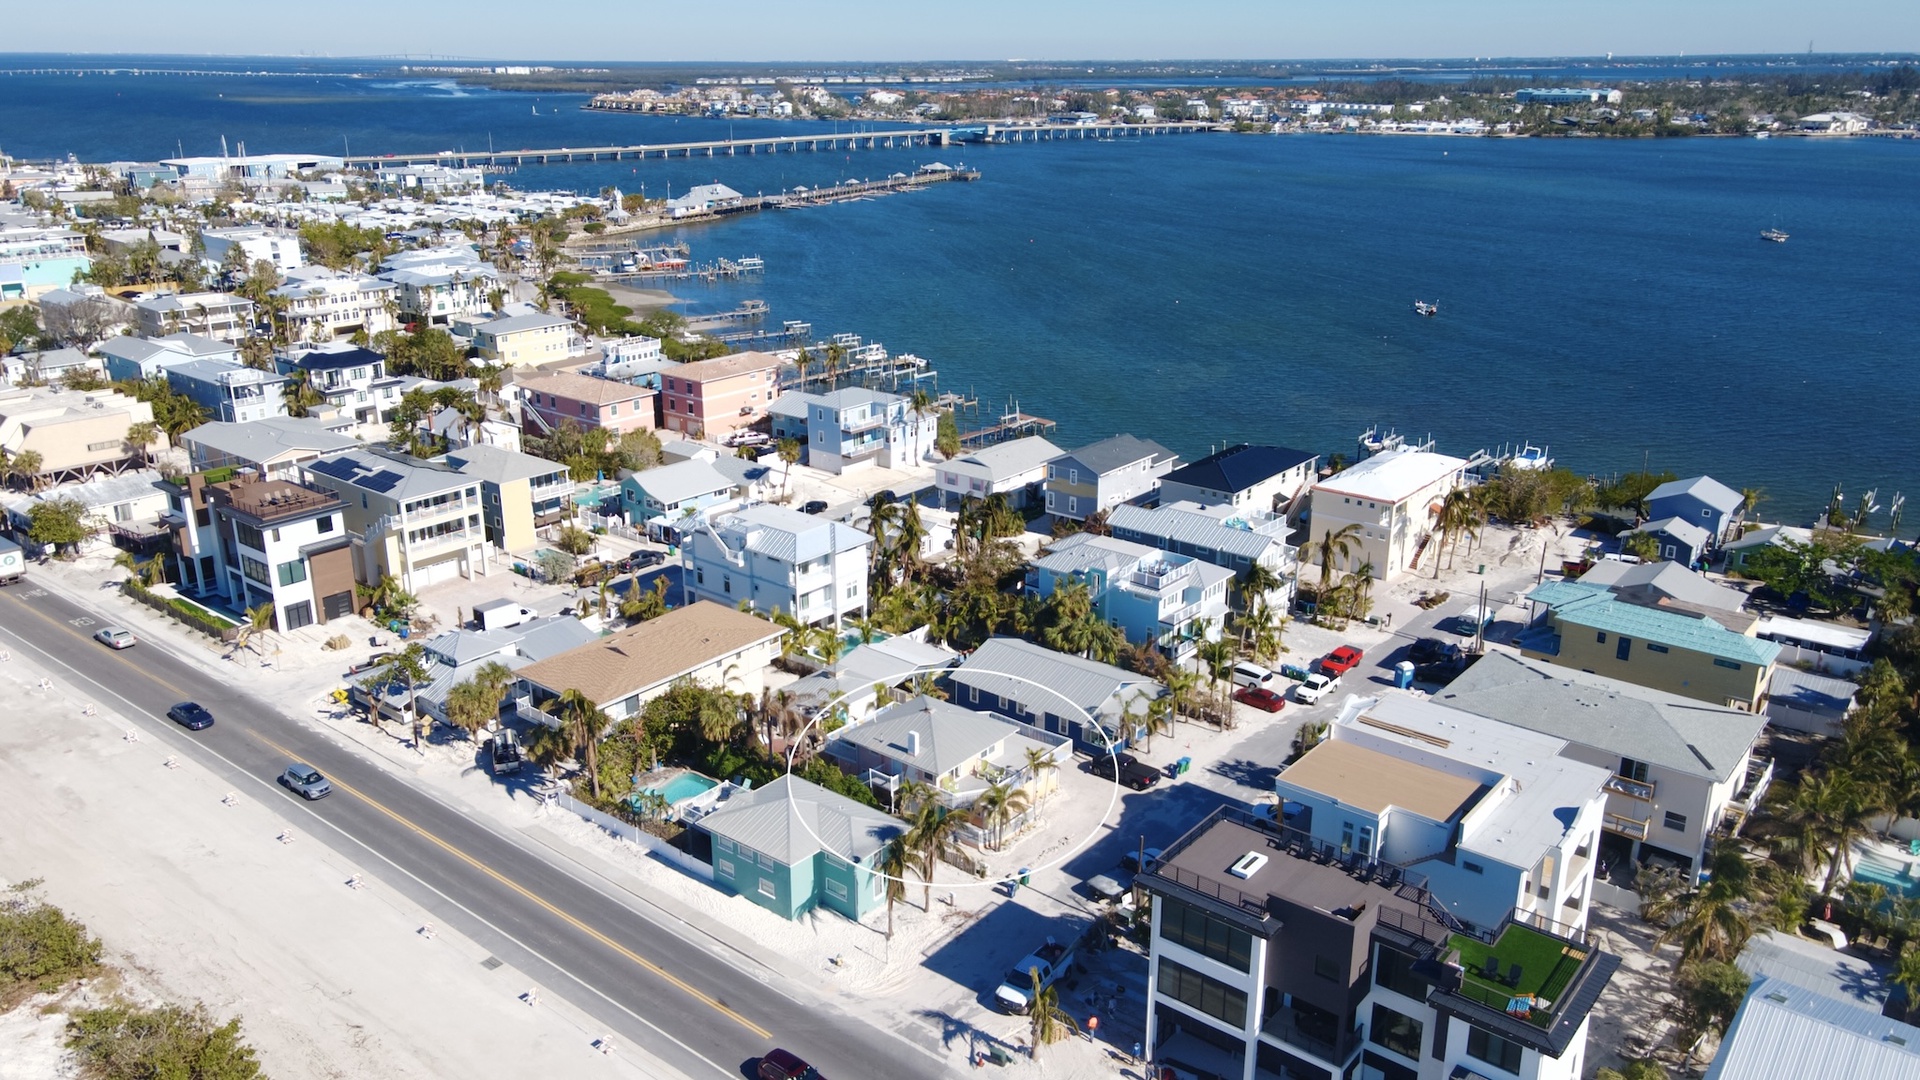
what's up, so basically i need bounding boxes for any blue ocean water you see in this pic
[2,61,1916,523]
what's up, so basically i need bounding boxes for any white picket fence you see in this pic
[549,791,712,881]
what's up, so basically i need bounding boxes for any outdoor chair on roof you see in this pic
[1482,956,1500,980]
[1506,962,1523,987]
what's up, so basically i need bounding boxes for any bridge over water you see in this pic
[342,121,1218,169]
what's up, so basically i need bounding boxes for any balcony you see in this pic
[1604,774,1656,801]
[1602,810,1651,840]
[1261,1005,1361,1065]
[1432,912,1619,1056]
[839,411,888,435]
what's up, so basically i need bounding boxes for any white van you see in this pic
[1231,661,1274,689]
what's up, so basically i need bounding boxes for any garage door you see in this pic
[411,557,462,590]
[321,591,355,621]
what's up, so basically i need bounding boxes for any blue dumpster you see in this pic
[1176,756,1192,775]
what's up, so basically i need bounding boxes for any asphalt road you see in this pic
[0,581,948,1080]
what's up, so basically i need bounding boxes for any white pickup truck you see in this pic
[994,939,1076,1014]
[1294,671,1342,705]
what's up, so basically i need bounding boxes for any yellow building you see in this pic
[1514,580,1779,712]
[1307,449,1468,580]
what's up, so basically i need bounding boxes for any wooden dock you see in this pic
[561,170,976,246]
[960,409,1057,448]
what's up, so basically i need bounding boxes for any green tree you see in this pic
[0,889,103,997]
[28,497,94,552]
[1621,530,1662,563]
[445,661,514,739]
[1312,522,1363,604]
[367,642,429,741]
[558,688,608,799]
[4,448,46,491]
[1892,943,1920,1024]
[1668,960,1750,1065]
[904,785,965,910]
[877,835,911,938]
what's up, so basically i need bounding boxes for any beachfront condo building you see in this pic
[658,350,784,440]
[1307,449,1469,581]
[516,371,657,438]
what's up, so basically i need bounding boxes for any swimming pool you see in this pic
[1850,854,1920,900]
[646,772,719,805]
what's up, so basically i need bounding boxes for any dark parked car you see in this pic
[801,499,830,515]
[621,550,666,572]
[166,702,214,730]
[1415,652,1481,687]
[1233,685,1287,713]
[1408,637,1463,665]
[1089,753,1160,791]
[758,1048,822,1080]
[1121,847,1163,874]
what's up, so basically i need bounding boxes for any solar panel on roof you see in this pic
[308,457,355,479]
[361,470,405,493]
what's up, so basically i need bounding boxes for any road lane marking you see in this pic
[0,591,771,1054]
[246,730,770,1039]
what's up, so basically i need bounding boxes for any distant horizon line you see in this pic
[2,49,1917,66]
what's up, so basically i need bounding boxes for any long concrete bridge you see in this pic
[341,121,1218,169]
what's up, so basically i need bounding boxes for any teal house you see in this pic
[697,775,904,922]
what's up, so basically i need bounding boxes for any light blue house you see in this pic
[1624,515,1713,569]
[164,359,288,423]
[766,387,937,475]
[697,775,903,922]
[1645,475,1744,550]
[620,459,738,528]
[1027,531,1233,659]
[99,334,238,383]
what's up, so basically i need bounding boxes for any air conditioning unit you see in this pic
[1228,852,1269,879]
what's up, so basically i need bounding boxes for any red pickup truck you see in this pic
[1320,645,1365,676]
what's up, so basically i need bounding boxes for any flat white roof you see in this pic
[1314,449,1468,503]
[1755,615,1872,651]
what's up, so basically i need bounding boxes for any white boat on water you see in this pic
[1413,300,1438,317]
[1760,228,1789,243]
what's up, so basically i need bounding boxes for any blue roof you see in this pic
[1528,581,1780,666]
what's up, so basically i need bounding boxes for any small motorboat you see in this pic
[1760,228,1789,243]
[1414,300,1438,317]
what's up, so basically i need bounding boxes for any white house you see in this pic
[681,503,873,628]
[1308,448,1469,580]
[199,226,305,274]
[934,435,1061,509]
[766,387,938,475]
[272,267,398,343]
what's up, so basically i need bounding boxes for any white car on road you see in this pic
[1294,671,1341,704]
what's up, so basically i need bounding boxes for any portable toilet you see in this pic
[1393,661,1416,689]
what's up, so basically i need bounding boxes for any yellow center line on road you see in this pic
[3,589,770,1041]
[249,732,770,1040]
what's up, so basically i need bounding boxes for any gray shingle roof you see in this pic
[1628,515,1712,549]
[1056,434,1176,477]
[443,444,568,486]
[950,638,1161,722]
[696,774,902,866]
[1436,651,1768,781]
[1577,559,1748,612]
[1160,443,1316,494]
[950,436,1063,480]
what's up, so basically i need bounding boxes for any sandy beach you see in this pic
[601,282,681,312]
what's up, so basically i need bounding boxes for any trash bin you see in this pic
[1018,867,1031,886]
[1393,661,1416,689]
[1478,563,1486,574]
[1176,756,1192,775]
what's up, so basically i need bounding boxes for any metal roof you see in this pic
[949,435,1063,480]
[182,416,359,467]
[1438,651,1768,782]
[1526,580,1781,666]
[696,774,902,867]
[704,503,872,563]
[949,637,1161,722]
[1313,448,1468,503]
[623,460,735,506]
[1737,931,1890,1008]
[442,444,568,486]
[1627,515,1712,549]
[1577,560,1748,612]
[307,447,473,502]
[1703,975,1920,1080]
[831,696,1035,776]
[1107,500,1290,563]
[1648,474,1744,515]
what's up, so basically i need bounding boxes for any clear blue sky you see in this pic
[9,0,1917,62]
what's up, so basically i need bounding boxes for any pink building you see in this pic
[517,371,656,439]
[659,351,783,439]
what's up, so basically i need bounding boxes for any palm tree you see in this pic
[1027,976,1080,1060]
[1313,522,1363,613]
[445,661,514,740]
[1237,559,1284,612]
[1647,845,1758,966]
[905,788,964,910]
[1022,745,1059,806]
[972,782,1013,851]
[125,421,159,469]
[5,448,45,491]
[1196,635,1238,721]
[557,688,608,799]
[823,341,845,388]
[776,438,802,499]
[877,835,911,937]
[1892,944,1920,1023]
[367,642,428,738]
[1344,562,1377,627]
[1436,487,1478,572]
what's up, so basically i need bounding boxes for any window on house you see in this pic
[758,878,776,899]
[1467,1026,1524,1073]
[1646,642,1669,653]
[1596,631,1607,644]
[1664,812,1688,831]
[967,685,979,704]
[1616,636,1633,661]
[824,878,848,901]
[1159,896,1253,971]
[1619,757,1651,782]
[1157,959,1247,1028]
[316,515,334,533]
[1713,658,1743,670]
[1462,860,1485,874]
[276,560,306,586]
[1374,945,1428,1000]
[1370,1004,1424,1060]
